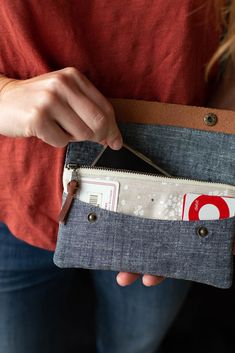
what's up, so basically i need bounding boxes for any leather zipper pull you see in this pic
[59,179,79,224]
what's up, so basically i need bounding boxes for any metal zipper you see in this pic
[66,163,234,187]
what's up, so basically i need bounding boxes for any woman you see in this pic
[0,1,234,352]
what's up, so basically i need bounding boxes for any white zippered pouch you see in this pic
[62,166,235,222]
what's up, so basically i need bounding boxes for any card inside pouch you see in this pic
[62,166,235,221]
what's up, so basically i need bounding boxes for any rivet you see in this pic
[88,213,97,222]
[197,226,209,238]
[204,113,218,126]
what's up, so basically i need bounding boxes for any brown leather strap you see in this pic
[109,98,235,135]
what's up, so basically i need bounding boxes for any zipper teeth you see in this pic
[65,163,235,187]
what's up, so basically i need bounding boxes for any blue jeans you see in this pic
[0,222,191,353]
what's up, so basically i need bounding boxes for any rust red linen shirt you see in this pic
[0,0,219,249]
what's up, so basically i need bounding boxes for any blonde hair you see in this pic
[206,0,235,78]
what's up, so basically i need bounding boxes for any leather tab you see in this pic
[59,180,79,225]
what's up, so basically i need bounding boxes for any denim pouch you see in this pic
[53,101,235,289]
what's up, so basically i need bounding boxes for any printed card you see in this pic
[77,178,119,212]
[182,193,235,220]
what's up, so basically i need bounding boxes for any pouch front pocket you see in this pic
[54,166,235,289]
[54,192,235,288]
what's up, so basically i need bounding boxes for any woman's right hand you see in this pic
[0,67,123,149]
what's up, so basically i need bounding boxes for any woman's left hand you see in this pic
[116,272,165,286]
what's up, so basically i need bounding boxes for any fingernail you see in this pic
[116,274,125,286]
[110,136,123,150]
[142,278,153,287]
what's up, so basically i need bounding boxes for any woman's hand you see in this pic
[0,67,123,149]
[116,272,165,286]
[0,68,166,285]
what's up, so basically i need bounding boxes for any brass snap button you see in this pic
[88,213,97,223]
[197,226,209,238]
[203,113,218,126]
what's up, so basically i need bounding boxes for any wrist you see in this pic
[0,75,17,96]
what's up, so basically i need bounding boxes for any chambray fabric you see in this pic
[54,122,235,288]
[0,221,192,353]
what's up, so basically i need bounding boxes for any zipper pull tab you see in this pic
[58,164,79,225]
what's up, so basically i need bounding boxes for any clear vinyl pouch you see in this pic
[53,121,235,288]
